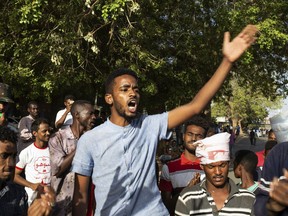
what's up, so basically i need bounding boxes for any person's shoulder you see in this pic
[179,183,203,199]
[56,108,66,113]
[19,115,29,122]
[267,141,288,157]
[20,143,34,154]
[166,156,181,168]
[183,181,202,193]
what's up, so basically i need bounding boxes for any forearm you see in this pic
[73,198,88,216]
[14,174,35,189]
[191,57,232,112]
[55,112,69,128]
[168,58,232,129]
[55,150,76,178]
[73,174,90,215]
[19,130,33,141]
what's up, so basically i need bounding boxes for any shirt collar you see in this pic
[180,153,201,165]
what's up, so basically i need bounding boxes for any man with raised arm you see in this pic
[72,25,258,215]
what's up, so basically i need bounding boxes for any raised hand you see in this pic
[267,169,288,213]
[28,186,56,216]
[223,24,259,63]
[187,172,201,188]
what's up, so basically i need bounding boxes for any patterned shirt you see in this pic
[175,178,255,216]
[49,126,78,216]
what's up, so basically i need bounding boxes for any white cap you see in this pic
[270,110,288,143]
[193,132,230,164]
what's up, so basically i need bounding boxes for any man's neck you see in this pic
[206,180,230,195]
[206,181,230,211]
[70,124,83,140]
[34,141,48,148]
[183,150,198,162]
[109,115,132,127]
[240,172,255,189]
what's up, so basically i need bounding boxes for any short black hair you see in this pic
[27,101,38,108]
[234,150,258,174]
[105,68,138,93]
[0,126,18,144]
[31,118,50,133]
[64,94,75,102]
[70,100,93,116]
[184,115,210,136]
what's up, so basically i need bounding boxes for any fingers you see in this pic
[239,24,259,44]
[187,172,201,187]
[270,177,288,206]
[283,169,288,178]
[223,32,231,45]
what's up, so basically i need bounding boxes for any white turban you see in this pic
[193,132,230,164]
[270,110,288,143]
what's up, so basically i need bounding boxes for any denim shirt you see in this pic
[72,112,171,216]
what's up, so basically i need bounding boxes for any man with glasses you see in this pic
[175,133,255,216]
[159,115,209,215]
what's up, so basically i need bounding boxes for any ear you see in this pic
[105,93,113,105]
[236,164,242,173]
[32,131,37,137]
[200,164,204,170]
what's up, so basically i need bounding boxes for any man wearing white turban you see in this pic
[175,133,255,216]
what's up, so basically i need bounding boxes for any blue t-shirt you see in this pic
[72,113,171,216]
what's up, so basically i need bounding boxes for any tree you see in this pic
[211,77,282,133]
[0,0,287,119]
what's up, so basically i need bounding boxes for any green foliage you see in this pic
[211,77,282,128]
[0,0,287,117]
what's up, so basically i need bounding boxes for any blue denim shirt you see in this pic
[72,113,171,216]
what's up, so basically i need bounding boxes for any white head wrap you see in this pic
[270,110,288,143]
[193,132,230,164]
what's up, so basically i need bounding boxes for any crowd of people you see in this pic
[0,24,287,216]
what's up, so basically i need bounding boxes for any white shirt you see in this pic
[16,143,51,204]
[55,108,73,128]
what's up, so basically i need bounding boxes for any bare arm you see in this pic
[73,174,90,215]
[55,107,71,129]
[14,168,41,191]
[168,25,258,129]
[54,150,76,178]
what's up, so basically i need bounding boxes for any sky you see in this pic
[268,97,288,118]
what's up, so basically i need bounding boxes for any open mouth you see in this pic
[128,100,137,113]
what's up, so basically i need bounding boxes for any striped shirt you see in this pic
[159,153,204,193]
[175,178,255,216]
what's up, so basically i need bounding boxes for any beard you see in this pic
[183,142,196,154]
[114,100,137,121]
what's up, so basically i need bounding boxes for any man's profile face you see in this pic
[202,160,229,188]
[78,104,96,131]
[183,125,206,153]
[28,104,39,119]
[109,75,140,119]
[0,140,17,182]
